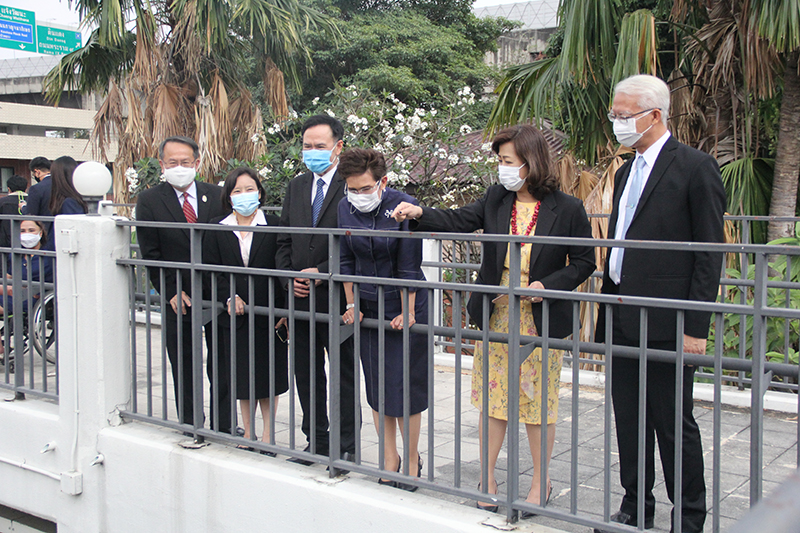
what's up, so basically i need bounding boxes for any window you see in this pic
[0,167,13,192]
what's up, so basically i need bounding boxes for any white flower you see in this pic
[374,143,385,153]
[218,180,225,187]
[159,173,166,182]
[430,109,437,116]
[384,141,393,151]
[481,142,492,152]
[258,167,272,178]
[448,154,459,165]
[283,160,294,169]
[415,108,426,117]
[435,148,448,159]
[325,109,335,117]
[312,97,320,105]
[267,124,280,135]
[289,109,298,119]
[360,117,368,125]
[347,114,360,124]
[460,125,472,135]
[395,102,407,112]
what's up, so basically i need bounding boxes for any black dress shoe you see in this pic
[593,511,654,533]
[329,451,355,476]
[378,457,400,488]
[476,482,499,513]
[286,445,323,466]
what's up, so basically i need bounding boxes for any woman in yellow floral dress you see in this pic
[392,125,595,513]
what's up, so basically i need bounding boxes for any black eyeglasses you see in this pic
[607,108,657,122]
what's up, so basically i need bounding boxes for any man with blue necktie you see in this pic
[276,115,357,471]
[595,75,726,533]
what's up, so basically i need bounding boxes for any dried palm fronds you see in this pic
[263,57,289,120]
[91,79,124,163]
[230,88,265,162]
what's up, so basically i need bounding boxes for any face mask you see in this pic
[163,166,197,189]
[498,164,526,192]
[347,185,382,213]
[20,232,41,249]
[231,191,260,216]
[303,149,335,174]
[613,110,655,148]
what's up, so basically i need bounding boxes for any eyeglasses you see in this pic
[346,182,381,195]
[607,108,657,122]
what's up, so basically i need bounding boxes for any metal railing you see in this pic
[114,217,799,533]
[0,215,58,401]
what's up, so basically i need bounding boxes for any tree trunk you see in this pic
[767,50,800,242]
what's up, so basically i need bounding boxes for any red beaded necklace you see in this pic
[511,200,540,236]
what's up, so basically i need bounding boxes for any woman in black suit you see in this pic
[203,168,289,450]
[392,125,595,513]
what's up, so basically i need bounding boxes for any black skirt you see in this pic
[221,314,289,400]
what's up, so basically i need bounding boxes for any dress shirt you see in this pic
[609,130,671,284]
[309,164,338,205]
[220,209,267,267]
[172,181,199,215]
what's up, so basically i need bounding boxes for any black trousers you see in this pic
[164,312,232,433]
[291,294,358,455]
[610,332,707,533]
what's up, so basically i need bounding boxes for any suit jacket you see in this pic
[413,185,596,339]
[276,170,347,299]
[202,213,286,329]
[597,135,726,343]
[136,181,225,304]
[22,176,52,217]
[0,192,26,247]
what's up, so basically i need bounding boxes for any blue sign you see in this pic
[0,20,33,44]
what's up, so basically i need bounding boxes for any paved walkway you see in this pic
[130,325,799,533]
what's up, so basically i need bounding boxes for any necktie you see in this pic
[312,178,325,227]
[183,192,197,224]
[611,156,646,279]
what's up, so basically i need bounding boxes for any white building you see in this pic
[474,0,560,67]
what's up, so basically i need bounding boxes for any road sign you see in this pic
[36,23,81,55]
[0,4,35,52]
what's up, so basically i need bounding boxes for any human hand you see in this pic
[342,307,363,325]
[391,202,422,222]
[683,334,707,354]
[276,317,289,342]
[170,291,192,315]
[390,312,415,330]
[525,281,545,303]
[293,278,310,298]
[228,295,245,316]
[301,267,322,287]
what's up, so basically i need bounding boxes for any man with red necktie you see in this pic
[136,136,230,438]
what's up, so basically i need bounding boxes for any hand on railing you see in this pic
[523,280,545,303]
[390,312,415,330]
[228,295,245,316]
[170,291,192,315]
[342,307,363,325]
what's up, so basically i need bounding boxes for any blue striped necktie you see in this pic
[312,178,325,227]
[612,155,646,279]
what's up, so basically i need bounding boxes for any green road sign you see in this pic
[0,4,35,52]
[36,24,81,55]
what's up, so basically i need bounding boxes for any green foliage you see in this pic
[720,157,774,243]
[125,158,163,198]
[706,223,800,380]
[295,10,497,108]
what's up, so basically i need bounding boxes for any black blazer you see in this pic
[598,135,726,342]
[136,181,225,302]
[276,170,347,294]
[22,176,52,217]
[413,185,596,339]
[202,214,286,329]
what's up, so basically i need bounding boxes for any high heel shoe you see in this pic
[476,481,499,513]
[518,482,553,520]
[396,456,423,492]
[378,457,401,488]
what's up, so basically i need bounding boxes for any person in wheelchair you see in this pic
[0,220,53,358]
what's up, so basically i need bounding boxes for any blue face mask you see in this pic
[303,149,335,174]
[231,191,260,216]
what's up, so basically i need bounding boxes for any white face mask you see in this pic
[163,166,197,189]
[613,110,655,148]
[20,232,41,249]
[347,185,383,213]
[498,164,526,192]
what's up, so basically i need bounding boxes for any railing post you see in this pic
[53,215,131,532]
[749,252,768,504]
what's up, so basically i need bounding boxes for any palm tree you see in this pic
[43,0,339,203]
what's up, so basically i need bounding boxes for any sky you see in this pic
[0,0,512,59]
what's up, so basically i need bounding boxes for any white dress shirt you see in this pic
[220,209,267,267]
[609,130,671,284]
[172,181,199,215]
[309,164,339,205]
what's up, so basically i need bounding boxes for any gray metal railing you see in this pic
[114,217,799,533]
[0,215,58,401]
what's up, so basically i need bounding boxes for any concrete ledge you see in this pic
[99,423,566,533]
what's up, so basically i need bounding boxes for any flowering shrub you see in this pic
[236,83,498,208]
[126,157,164,198]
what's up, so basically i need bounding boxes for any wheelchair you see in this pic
[0,290,56,373]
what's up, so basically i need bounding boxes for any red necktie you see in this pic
[182,192,197,223]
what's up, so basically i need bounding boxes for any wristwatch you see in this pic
[345,303,355,310]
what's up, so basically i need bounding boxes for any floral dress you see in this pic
[471,201,563,425]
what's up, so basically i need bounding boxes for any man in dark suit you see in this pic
[0,175,28,247]
[23,156,52,217]
[276,115,358,467]
[136,136,231,437]
[595,75,726,533]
